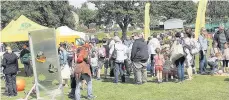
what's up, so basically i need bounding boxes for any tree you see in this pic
[92,1,144,39]
[75,3,97,29]
[150,1,197,24]
[1,1,75,29]
[207,1,229,23]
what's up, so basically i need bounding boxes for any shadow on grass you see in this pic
[1,87,7,96]
[68,95,88,100]
[17,68,33,77]
[224,78,229,81]
[81,95,88,99]
[17,68,26,77]
[100,74,136,84]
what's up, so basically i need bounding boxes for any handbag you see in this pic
[191,40,200,55]
[170,41,185,63]
[61,64,71,79]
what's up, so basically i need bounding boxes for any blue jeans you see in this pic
[199,50,207,73]
[75,79,93,100]
[175,57,185,81]
[208,61,218,74]
[91,66,97,77]
[114,63,125,83]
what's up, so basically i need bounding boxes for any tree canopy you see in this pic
[207,1,229,23]
[92,1,144,39]
[75,3,98,29]
[91,1,198,38]
[1,1,75,29]
[150,1,197,24]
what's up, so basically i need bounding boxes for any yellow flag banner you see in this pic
[195,0,208,39]
[144,3,150,40]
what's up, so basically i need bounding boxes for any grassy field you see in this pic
[1,34,229,100]
[1,63,229,100]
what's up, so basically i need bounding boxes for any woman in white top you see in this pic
[183,28,194,80]
[109,37,127,83]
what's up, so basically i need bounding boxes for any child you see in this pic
[97,45,106,80]
[163,55,173,82]
[210,41,222,66]
[223,42,229,73]
[154,48,165,83]
[90,51,98,79]
[207,54,218,75]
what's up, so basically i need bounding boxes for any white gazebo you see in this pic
[164,19,184,30]
[56,26,86,40]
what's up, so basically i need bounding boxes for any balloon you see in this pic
[16,78,26,91]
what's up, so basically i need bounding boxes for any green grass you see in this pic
[1,36,229,100]
[1,64,229,100]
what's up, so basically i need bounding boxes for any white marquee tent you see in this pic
[164,19,184,30]
[56,26,86,40]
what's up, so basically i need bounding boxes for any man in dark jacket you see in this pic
[20,44,32,77]
[131,32,149,85]
[214,25,229,51]
[2,47,18,97]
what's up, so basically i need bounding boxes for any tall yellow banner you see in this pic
[195,0,208,39]
[144,3,150,40]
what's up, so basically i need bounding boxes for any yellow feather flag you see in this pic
[195,0,208,39]
[144,3,150,40]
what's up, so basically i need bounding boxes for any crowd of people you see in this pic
[63,25,229,100]
[1,25,229,99]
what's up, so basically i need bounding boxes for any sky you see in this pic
[69,0,96,9]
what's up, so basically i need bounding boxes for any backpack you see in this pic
[21,53,31,64]
[111,44,117,59]
[78,47,89,61]
[140,41,150,62]
[98,46,106,58]
[191,39,200,55]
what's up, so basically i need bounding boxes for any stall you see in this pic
[1,15,48,42]
[56,26,85,46]
[164,19,184,30]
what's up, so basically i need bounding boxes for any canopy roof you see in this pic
[1,20,15,33]
[56,26,86,40]
[1,15,48,42]
[164,19,184,29]
[188,21,229,30]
